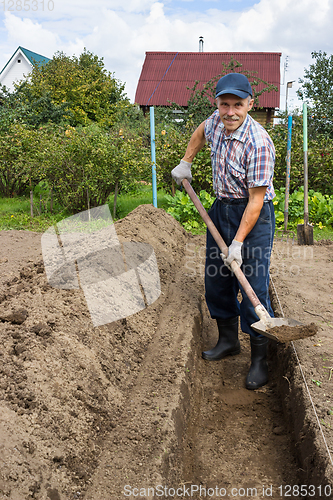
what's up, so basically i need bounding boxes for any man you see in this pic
[171,73,275,390]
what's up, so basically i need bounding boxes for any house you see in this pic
[0,46,50,92]
[135,51,281,125]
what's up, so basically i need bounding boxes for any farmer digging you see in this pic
[172,73,275,390]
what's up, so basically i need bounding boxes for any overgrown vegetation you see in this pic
[274,187,333,228]
[1,49,129,129]
[297,51,333,138]
[165,189,215,233]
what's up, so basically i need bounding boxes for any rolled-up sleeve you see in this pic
[246,142,275,189]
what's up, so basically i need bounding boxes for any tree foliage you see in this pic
[267,117,333,195]
[0,121,151,211]
[43,125,146,211]
[297,51,333,138]
[14,49,129,128]
[0,123,45,197]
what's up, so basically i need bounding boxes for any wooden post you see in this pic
[113,180,118,219]
[87,188,91,221]
[50,188,53,214]
[30,191,34,218]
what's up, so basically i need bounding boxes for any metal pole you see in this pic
[286,80,295,114]
[303,102,309,227]
[284,114,293,231]
[150,106,158,208]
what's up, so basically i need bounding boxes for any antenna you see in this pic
[282,55,289,85]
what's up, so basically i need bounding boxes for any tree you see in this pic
[297,51,333,137]
[14,49,129,128]
[1,88,74,129]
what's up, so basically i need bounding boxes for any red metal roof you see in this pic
[135,52,281,109]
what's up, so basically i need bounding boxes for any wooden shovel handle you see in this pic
[182,179,262,309]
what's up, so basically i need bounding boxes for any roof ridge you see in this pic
[19,46,50,63]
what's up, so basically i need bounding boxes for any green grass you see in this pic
[275,224,333,242]
[0,195,68,232]
[1,186,333,240]
[313,225,333,241]
[0,196,31,214]
[108,185,169,220]
[0,186,170,232]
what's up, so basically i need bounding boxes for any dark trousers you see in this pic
[204,198,275,338]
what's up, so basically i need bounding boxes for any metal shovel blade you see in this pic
[297,222,314,246]
[251,317,305,342]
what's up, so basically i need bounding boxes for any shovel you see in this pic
[182,179,308,342]
[297,102,314,245]
[276,114,295,243]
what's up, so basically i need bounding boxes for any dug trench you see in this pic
[0,205,332,500]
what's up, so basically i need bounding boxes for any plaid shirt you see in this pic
[204,111,275,201]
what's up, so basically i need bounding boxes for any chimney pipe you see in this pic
[199,36,204,52]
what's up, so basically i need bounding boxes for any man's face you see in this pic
[216,94,254,134]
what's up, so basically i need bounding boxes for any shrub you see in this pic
[155,124,213,195]
[0,123,44,197]
[43,124,150,213]
[273,187,333,228]
[165,188,214,233]
[268,121,333,195]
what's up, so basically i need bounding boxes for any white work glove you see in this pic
[221,239,243,270]
[171,160,192,186]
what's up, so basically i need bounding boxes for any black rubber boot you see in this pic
[245,336,269,390]
[202,316,240,360]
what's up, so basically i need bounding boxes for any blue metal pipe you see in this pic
[284,114,293,231]
[150,106,158,208]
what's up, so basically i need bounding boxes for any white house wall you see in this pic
[0,53,32,92]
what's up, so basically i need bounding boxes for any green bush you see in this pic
[268,121,333,195]
[42,124,150,213]
[274,187,333,228]
[165,184,333,235]
[155,124,213,195]
[165,188,214,233]
[0,123,45,197]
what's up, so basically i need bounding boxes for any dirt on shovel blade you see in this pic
[268,322,318,343]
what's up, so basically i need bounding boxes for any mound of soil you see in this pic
[0,206,332,499]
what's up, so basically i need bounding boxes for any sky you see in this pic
[0,0,332,111]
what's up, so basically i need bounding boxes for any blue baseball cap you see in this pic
[215,73,253,99]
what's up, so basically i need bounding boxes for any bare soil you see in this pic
[267,322,318,343]
[0,206,332,500]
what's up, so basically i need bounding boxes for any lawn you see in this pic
[0,187,332,242]
[0,185,170,232]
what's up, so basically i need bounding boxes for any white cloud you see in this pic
[0,0,332,109]
[3,11,60,54]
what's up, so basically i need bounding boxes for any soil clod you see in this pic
[268,322,318,343]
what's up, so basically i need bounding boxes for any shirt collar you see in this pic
[221,114,251,143]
